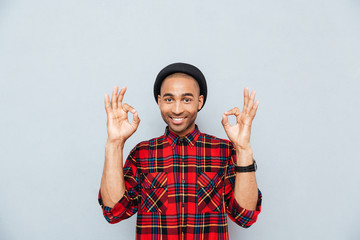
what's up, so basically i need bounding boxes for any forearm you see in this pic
[100,140,126,208]
[233,148,258,211]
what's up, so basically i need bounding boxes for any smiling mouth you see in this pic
[170,117,186,124]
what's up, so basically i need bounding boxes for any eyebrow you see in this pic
[163,93,194,97]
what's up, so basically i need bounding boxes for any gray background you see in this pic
[1,0,359,239]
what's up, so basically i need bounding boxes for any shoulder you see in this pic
[198,132,234,149]
[132,134,168,151]
[197,132,236,163]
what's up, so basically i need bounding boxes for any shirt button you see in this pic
[182,203,185,207]
[182,179,185,183]
[182,227,186,233]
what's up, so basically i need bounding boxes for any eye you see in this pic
[165,98,173,103]
[184,98,191,103]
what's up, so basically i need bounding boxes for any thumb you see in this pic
[131,111,141,129]
[221,114,230,128]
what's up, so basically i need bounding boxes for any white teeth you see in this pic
[172,118,184,121]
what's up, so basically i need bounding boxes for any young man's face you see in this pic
[158,73,204,137]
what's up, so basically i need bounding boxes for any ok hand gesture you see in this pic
[105,86,140,144]
[221,87,259,150]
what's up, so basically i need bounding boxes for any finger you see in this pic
[104,93,111,114]
[224,107,241,117]
[246,90,256,113]
[111,86,119,109]
[122,103,136,113]
[249,100,259,119]
[242,87,249,112]
[117,86,127,107]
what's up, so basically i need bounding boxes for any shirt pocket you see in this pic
[140,172,168,213]
[197,171,224,213]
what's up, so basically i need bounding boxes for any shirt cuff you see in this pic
[228,189,262,228]
[98,189,131,223]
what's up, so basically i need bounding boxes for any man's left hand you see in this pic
[221,87,259,151]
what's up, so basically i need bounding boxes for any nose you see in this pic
[172,100,184,115]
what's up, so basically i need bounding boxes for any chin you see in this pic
[168,123,193,136]
[169,125,186,134]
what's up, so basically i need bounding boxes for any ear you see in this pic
[157,95,161,105]
[198,95,204,111]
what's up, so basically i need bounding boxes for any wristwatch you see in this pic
[235,158,257,172]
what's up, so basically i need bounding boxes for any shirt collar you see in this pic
[165,125,200,148]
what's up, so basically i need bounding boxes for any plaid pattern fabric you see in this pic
[98,126,262,240]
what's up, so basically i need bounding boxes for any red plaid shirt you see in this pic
[98,126,262,240]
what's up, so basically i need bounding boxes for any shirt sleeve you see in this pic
[224,144,262,228]
[98,146,140,224]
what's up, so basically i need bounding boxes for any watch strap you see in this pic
[235,159,257,172]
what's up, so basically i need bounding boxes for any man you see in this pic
[98,63,262,240]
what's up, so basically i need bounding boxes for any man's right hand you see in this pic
[105,86,140,144]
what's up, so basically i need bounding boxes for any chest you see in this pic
[137,142,229,174]
[136,142,231,214]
